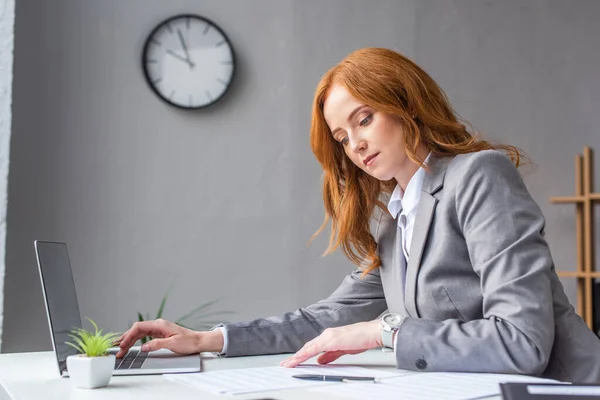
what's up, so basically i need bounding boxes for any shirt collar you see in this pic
[387,153,431,219]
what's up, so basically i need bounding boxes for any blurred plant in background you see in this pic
[137,288,234,344]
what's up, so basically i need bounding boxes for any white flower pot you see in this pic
[66,354,115,389]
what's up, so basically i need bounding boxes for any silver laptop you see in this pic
[34,240,201,376]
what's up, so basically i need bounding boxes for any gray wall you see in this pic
[2,0,416,352]
[414,0,600,309]
[0,0,15,350]
[3,0,599,353]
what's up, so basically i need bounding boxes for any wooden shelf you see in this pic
[550,196,585,203]
[551,147,597,330]
[557,271,600,278]
[550,195,600,203]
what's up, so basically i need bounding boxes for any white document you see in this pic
[310,372,559,400]
[165,364,403,395]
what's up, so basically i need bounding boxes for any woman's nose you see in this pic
[350,136,366,153]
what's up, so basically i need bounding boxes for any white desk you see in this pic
[0,350,503,400]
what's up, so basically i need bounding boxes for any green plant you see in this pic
[137,290,234,344]
[66,318,120,357]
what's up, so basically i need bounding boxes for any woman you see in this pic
[117,48,600,383]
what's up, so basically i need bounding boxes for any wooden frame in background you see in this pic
[550,147,599,330]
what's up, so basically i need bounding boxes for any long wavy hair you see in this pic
[310,48,527,274]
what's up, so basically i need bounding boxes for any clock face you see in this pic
[142,15,235,109]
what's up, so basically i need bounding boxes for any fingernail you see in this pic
[141,344,149,352]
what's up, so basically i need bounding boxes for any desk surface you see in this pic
[0,350,503,400]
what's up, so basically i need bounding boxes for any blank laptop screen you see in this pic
[36,241,83,366]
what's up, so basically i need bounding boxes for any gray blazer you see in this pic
[222,150,600,383]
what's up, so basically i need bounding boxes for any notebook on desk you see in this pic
[34,240,201,377]
[500,382,600,400]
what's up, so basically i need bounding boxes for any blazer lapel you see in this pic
[377,214,409,315]
[391,223,409,315]
[404,155,447,317]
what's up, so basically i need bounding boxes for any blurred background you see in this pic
[1,0,600,353]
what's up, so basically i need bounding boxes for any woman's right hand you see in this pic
[115,318,224,358]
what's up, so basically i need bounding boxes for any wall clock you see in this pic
[142,14,236,109]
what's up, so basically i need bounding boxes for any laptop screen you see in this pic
[35,241,83,371]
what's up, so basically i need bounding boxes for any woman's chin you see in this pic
[367,170,394,181]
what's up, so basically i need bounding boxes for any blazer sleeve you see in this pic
[394,150,555,376]
[219,267,387,356]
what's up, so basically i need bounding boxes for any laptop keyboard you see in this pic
[114,349,149,369]
[60,349,148,373]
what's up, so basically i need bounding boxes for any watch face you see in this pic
[383,313,403,326]
[142,14,235,109]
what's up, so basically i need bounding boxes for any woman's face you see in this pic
[323,84,412,183]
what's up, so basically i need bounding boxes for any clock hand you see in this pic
[176,29,194,68]
[166,49,195,68]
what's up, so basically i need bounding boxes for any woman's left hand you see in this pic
[280,319,382,368]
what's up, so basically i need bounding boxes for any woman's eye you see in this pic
[359,114,372,126]
[340,137,349,146]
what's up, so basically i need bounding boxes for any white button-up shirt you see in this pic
[386,155,429,262]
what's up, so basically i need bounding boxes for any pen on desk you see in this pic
[292,374,381,383]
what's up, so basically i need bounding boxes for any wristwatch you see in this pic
[380,312,404,349]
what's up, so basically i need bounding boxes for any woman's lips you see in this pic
[364,153,380,166]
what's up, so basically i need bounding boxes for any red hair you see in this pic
[310,48,526,274]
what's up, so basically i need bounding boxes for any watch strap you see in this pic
[381,327,395,349]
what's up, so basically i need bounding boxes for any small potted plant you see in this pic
[65,318,120,389]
